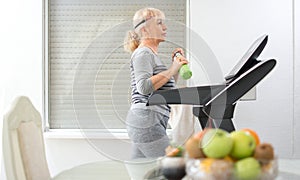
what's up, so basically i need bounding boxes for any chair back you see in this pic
[3,96,51,180]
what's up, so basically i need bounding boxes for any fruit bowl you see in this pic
[185,157,278,180]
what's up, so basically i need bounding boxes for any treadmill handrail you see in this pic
[146,84,226,106]
[205,59,276,107]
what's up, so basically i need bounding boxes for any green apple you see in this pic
[234,157,261,180]
[201,129,233,158]
[230,130,256,159]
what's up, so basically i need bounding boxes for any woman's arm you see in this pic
[133,50,188,94]
[171,48,185,83]
[151,55,188,90]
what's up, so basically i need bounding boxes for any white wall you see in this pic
[190,0,296,158]
[0,0,43,178]
[0,0,299,179]
[294,0,300,157]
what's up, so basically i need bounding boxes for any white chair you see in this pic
[2,96,51,180]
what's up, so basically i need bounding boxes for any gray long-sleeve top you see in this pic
[129,47,175,114]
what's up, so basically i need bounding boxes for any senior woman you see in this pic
[124,7,188,159]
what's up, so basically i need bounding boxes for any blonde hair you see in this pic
[123,7,164,53]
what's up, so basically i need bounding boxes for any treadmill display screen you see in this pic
[225,34,268,81]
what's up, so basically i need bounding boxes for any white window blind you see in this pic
[48,0,187,129]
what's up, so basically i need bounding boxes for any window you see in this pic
[44,0,187,130]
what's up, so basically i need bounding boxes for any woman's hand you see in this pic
[169,51,188,76]
[172,48,185,59]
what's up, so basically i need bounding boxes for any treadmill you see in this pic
[146,35,276,132]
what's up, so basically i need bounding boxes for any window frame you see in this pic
[42,0,191,136]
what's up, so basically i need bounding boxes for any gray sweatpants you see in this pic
[126,106,170,159]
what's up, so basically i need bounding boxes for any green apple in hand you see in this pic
[230,130,256,159]
[201,129,233,158]
[234,157,261,180]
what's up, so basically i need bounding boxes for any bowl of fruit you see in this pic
[184,128,278,180]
